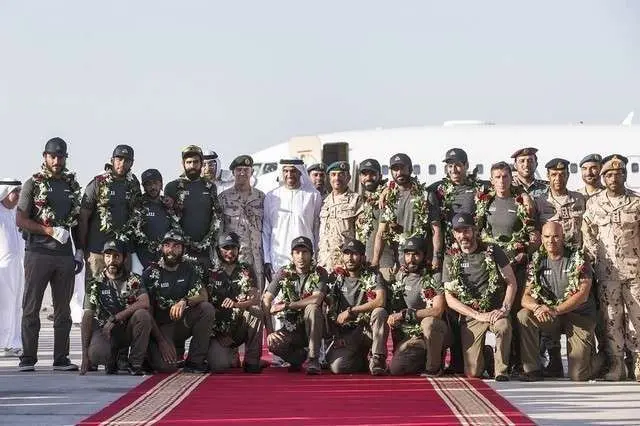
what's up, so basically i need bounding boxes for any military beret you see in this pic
[327,161,350,173]
[162,229,185,244]
[359,158,381,173]
[230,155,253,170]
[402,237,427,253]
[141,168,162,184]
[511,147,538,159]
[389,153,412,168]
[218,232,240,248]
[291,236,314,252]
[443,148,468,164]
[203,150,218,161]
[182,145,203,159]
[544,158,570,171]
[112,144,134,160]
[102,239,126,254]
[452,212,475,229]
[340,238,365,255]
[307,163,326,173]
[600,154,628,175]
[579,154,603,167]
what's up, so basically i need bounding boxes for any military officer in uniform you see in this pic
[518,222,599,381]
[443,213,517,381]
[219,155,266,291]
[511,147,548,199]
[578,154,604,199]
[387,237,448,376]
[144,230,215,373]
[80,240,152,375]
[318,161,363,270]
[325,238,389,375]
[535,158,586,248]
[582,154,640,381]
[307,162,328,197]
[207,232,263,373]
[263,236,328,374]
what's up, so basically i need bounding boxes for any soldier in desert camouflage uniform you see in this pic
[218,155,266,291]
[318,161,363,270]
[577,154,604,200]
[511,147,549,199]
[582,154,640,381]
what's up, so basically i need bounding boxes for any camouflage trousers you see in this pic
[207,310,263,371]
[267,304,324,366]
[599,279,640,357]
[389,317,449,376]
[518,309,597,381]
[325,307,389,374]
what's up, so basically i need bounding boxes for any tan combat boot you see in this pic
[603,356,627,381]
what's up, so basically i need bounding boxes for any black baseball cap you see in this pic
[389,153,412,169]
[112,144,134,160]
[43,137,68,158]
[443,148,468,164]
[402,237,427,253]
[141,169,162,184]
[291,236,313,252]
[341,238,365,255]
[102,239,126,254]
[218,232,240,248]
[359,159,381,174]
[452,213,475,229]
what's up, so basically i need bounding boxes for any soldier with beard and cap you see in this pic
[374,153,442,271]
[356,159,395,283]
[443,213,517,381]
[511,147,549,199]
[583,154,640,382]
[17,137,83,372]
[325,238,389,375]
[143,230,215,373]
[79,144,141,282]
[219,155,266,292]
[164,145,222,268]
[80,240,152,376]
[263,236,328,375]
[307,163,328,197]
[206,232,263,373]
[578,154,605,199]
[318,161,363,270]
[133,169,174,269]
[387,237,448,377]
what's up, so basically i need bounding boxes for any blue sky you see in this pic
[1,1,638,184]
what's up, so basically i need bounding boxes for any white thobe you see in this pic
[262,186,322,271]
[0,204,24,349]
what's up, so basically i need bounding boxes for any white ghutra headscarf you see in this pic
[0,178,22,204]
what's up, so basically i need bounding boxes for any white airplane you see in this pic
[251,114,640,192]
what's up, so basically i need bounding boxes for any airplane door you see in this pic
[322,142,349,165]
[627,155,640,191]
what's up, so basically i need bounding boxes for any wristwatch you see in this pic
[501,304,511,314]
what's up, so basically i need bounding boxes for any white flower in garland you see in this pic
[32,165,82,228]
[528,246,587,307]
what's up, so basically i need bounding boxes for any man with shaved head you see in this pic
[518,222,599,381]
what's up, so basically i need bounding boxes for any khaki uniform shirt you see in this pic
[582,189,640,281]
[318,190,363,270]
[577,186,604,201]
[535,190,586,247]
[219,186,266,289]
[512,175,549,199]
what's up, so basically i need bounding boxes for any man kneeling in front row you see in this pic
[80,240,152,375]
[518,222,600,381]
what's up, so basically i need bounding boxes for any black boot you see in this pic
[543,347,564,378]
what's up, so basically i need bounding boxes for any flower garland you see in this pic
[171,178,221,252]
[32,165,82,228]
[527,246,587,307]
[435,176,486,248]
[355,185,384,243]
[444,244,502,312]
[88,272,143,325]
[131,195,179,254]
[146,259,203,309]
[275,263,325,331]
[380,179,431,245]
[390,266,442,337]
[476,190,535,262]
[329,266,378,326]
[208,262,255,336]
[95,171,141,241]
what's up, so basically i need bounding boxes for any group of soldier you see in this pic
[8,136,640,382]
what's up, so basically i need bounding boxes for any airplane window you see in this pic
[569,163,578,174]
[428,164,436,175]
[475,164,484,175]
[413,165,421,175]
[381,165,389,176]
[632,163,639,173]
[264,162,278,174]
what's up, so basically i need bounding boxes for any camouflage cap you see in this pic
[340,238,365,255]
[162,229,185,244]
[327,161,349,173]
[600,154,628,175]
[182,145,203,160]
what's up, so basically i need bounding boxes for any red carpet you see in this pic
[79,370,533,426]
